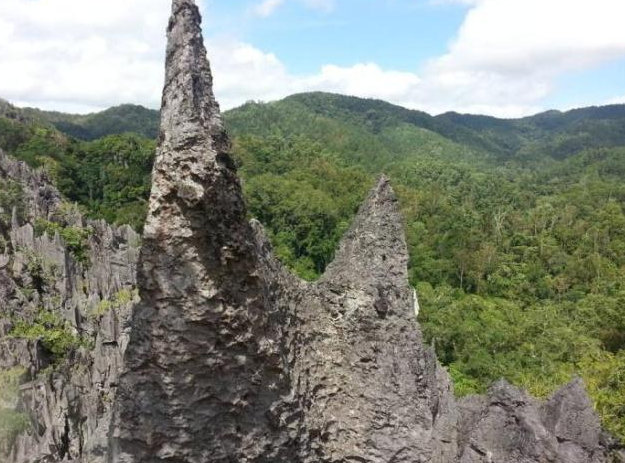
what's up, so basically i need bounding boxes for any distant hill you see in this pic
[438,104,625,160]
[225,92,625,162]
[4,94,625,162]
[19,104,160,140]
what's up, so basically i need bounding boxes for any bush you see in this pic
[0,179,24,224]
[0,367,30,453]
[90,288,137,320]
[581,350,625,440]
[34,219,92,265]
[10,310,83,359]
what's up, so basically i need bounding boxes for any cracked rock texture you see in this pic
[1,0,624,462]
[0,148,140,463]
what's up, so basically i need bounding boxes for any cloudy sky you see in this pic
[0,0,624,117]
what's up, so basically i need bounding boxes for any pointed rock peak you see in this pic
[543,378,604,448]
[321,175,409,294]
[545,377,595,416]
[160,0,228,155]
[550,377,587,400]
[143,0,246,246]
[486,378,530,404]
[172,0,196,8]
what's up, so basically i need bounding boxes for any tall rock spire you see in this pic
[295,175,459,463]
[110,1,293,461]
[144,0,242,247]
[160,0,228,159]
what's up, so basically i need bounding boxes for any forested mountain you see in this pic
[1,93,624,440]
[1,102,160,141]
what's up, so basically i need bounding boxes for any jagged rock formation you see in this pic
[110,1,624,463]
[457,379,624,463]
[1,1,623,462]
[0,149,140,462]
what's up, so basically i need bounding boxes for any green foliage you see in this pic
[243,169,368,278]
[0,117,32,154]
[50,133,155,230]
[20,104,160,140]
[448,364,484,397]
[10,310,83,360]
[34,219,92,264]
[581,350,625,439]
[0,367,30,453]
[0,179,24,224]
[13,127,67,169]
[0,111,155,231]
[226,96,625,440]
[90,288,136,320]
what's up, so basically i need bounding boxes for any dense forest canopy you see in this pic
[1,93,624,440]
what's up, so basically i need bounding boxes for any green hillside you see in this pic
[18,104,160,140]
[1,93,625,440]
[0,100,155,230]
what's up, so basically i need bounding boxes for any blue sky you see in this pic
[206,0,469,72]
[0,0,623,117]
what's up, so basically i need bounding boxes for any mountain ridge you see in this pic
[4,92,625,157]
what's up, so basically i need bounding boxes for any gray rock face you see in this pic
[0,149,140,463]
[111,1,293,461]
[457,379,622,463]
[1,1,623,462]
[0,149,60,222]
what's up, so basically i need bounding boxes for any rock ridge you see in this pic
[0,149,141,462]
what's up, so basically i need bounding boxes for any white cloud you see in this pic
[303,64,421,101]
[424,0,625,115]
[605,94,625,105]
[435,0,625,74]
[209,47,425,110]
[1,0,624,117]
[254,0,286,17]
[226,0,625,116]
[0,0,178,112]
[253,0,334,17]
[210,48,545,117]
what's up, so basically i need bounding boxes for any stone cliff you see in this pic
[0,0,623,462]
[0,148,140,462]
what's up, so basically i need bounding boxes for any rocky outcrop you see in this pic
[1,1,623,462]
[110,1,623,463]
[456,379,625,463]
[111,0,294,460]
[0,149,60,223]
[0,149,140,462]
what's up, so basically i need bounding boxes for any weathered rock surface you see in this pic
[456,379,624,463]
[1,0,623,462]
[0,149,140,463]
[0,150,60,222]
